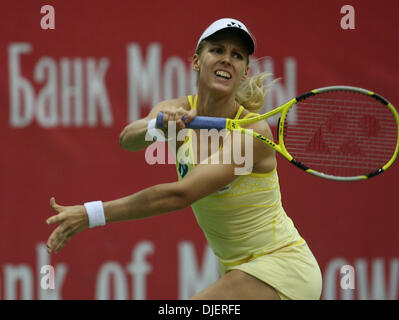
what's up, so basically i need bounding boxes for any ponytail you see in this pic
[235,72,275,113]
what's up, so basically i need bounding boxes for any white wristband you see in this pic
[148,118,157,130]
[84,201,106,228]
[146,118,173,142]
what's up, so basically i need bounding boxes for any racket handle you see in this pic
[156,112,226,130]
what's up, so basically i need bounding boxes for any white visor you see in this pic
[196,18,255,54]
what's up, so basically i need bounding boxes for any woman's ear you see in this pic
[241,65,249,81]
[192,54,200,72]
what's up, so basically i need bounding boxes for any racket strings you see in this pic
[283,90,398,177]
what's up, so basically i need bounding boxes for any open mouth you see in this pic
[215,70,232,80]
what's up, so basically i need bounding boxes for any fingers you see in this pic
[47,236,67,255]
[176,119,185,131]
[46,228,60,254]
[52,235,70,254]
[47,219,85,254]
[46,198,66,252]
[184,108,198,125]
[47,224,70,254]
[46,212,64,225]
[162,107,191,129]
[47,197,66,225]
[46,204,88,254]
[50,197,64,213]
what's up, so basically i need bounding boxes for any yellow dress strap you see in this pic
[185,95,197,147]
[235,105,245,119]
[189,97,247,117]
[187,95,193,109]
[187,95,198,110]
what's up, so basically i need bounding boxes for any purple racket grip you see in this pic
[156,112,165,129]
[156,112,226,130]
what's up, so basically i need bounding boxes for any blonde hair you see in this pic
[195,40,274,113]
[235,72,274,113]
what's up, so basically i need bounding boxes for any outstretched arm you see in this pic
[46,181,190,254]
[46,119,274,254]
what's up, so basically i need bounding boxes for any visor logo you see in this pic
[227,21,242,29]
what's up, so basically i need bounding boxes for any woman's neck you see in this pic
[195,89,239,119]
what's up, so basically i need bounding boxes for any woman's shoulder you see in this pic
[239,107,273,139]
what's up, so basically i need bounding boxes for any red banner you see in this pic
[1,0,398,300]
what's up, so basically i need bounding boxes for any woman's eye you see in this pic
[233,53,243,60]
[211,48,223,54]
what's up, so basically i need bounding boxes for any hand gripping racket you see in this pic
[157,86,399,181]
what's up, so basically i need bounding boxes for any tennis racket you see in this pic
[156,86,399,181]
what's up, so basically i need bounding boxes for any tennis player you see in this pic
[46,18,322,300]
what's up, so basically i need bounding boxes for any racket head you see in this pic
[280,86,399,181]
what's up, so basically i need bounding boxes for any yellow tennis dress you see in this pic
[175,95,322,300]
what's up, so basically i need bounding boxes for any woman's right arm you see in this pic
[119,97,193,152]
